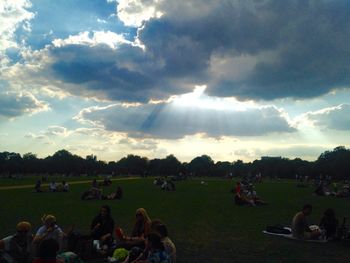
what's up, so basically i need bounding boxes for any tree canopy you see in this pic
[0,146,349,179]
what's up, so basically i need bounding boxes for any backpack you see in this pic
[57,252,84,263]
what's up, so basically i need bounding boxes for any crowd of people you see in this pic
[153,178,176,192]
[0,206,176,263]
[34,180,69,193]
[233,181,267,206]
[314,180,350,198]
[81,179,123,201]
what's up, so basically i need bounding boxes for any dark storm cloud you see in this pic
[47,0,350,102]
[0,91,47,118]
[50,42,189,102]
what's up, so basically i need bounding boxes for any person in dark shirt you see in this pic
[90,205,115,247]
[319,208,338,239]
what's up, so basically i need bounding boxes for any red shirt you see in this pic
[235,184,241,194]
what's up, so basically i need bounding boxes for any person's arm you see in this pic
[33,227,53,243]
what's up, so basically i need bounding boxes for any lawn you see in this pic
[0,177,349,263]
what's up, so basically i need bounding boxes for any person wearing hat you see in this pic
[0,221,33,263]
[33,215,65,253]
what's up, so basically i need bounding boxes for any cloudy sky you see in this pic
[1,0,349,162]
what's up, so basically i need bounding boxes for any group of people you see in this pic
[0,206,176,263]
[233,182,267,206]
[34,180,69,193]
[81,179,123,201]
[291,204,349,241]
[314,180,350,198]
[153,178,176,192]
[0,215,66,263]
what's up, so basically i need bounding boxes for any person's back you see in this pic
[0,222,33,263]
[162,236,176,263]
[320,209,338,239]
[291,204,320,240]
[32,238,64,263]
[154,224,176,263]
[291,211,307,238]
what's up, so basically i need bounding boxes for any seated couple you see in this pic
[291,205,339,240]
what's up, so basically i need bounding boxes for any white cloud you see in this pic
[0,0,34,67]
[74,91,295,139]
[117,0,163,27]
[52,31,132,49]
[298,104,350,131]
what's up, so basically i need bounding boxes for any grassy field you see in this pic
[0,177,349,263]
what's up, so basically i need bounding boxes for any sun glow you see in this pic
[171,85,253,111]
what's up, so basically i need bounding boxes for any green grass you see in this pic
[0,178,349,263]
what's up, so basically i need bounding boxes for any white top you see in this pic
[35,225,63,241]
[163,237,176,263]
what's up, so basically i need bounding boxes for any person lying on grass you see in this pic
[291,204,321,240]
[0,221,33,263]
[102,186,123,200]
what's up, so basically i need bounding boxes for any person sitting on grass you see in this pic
[32,238,64,263]
[319,208,339,239]
[154,224,176,263]
[118,208,152,249]
[0,221,33,263]
[81,187,102,200]
[92,179,98,188]
[35,180,43,193]
[234,183,255,206]
[49,181,57,192]
[33,215,65,254]
[61,181,69,192]
[102,186,123,200]
[90,205,115,249]
[291,204,321,240]
[246,188,267,205]
[127,232,169,263]
[234,193,255,206]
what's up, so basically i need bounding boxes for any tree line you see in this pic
[0,146,349,180]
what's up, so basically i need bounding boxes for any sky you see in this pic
[0,0,350,163]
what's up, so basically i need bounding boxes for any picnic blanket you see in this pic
[263,226,328,243]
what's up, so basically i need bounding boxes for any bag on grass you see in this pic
[57,251,84,263]
[266,225,291,235]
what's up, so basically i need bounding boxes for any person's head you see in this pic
[150,219,164,231]
[16,221,31,240]
[146,232,163,251]
[302,204,312,216]
[136,208,151,223]
[154,224,168,238]
[39,239,59,259]
[100,205,111,218]
[42,214,56,227]
[324,208,335,218]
